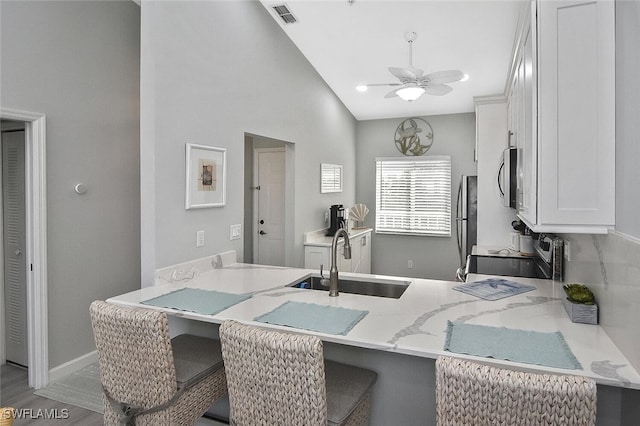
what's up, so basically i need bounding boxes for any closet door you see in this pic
[2,130,28,367]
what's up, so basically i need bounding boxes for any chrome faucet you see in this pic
[329,228,351,297]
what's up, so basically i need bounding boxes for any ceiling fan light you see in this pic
[355,85,368,92]
[396,86,425,101]
[460,73,470,82]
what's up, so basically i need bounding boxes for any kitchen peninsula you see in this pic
[107,252,640,425]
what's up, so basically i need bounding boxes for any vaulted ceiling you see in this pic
[259,0,522,120]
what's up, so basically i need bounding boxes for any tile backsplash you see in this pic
[562,231,640,372]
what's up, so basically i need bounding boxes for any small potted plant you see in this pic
[562,284,598,324]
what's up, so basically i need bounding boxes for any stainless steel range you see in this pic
[466,234,562,280]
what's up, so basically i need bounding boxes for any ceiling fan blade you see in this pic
[384,89,399,98]
[388,66,423,81]
[424,84,453,96]
[424,70,464,85]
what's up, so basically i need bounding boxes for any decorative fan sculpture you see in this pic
[394,117,433,156]
[349,203,369,229]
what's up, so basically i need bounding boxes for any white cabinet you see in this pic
[340,231,371,274]
[357,234,371,273]
[304,229,372,274]
[508,0,615,234]
[512,4,537,225]
[304,246,330,272]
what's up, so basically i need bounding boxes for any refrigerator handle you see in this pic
[456,177,463,220]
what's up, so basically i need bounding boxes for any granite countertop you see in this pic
[107,257,640,390]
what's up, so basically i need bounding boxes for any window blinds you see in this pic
[375,156,451,236]
[320,164,343,193]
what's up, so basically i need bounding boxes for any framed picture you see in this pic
[185,143,226,209]
[320,163,343,193]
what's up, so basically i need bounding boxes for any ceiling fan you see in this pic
[359,32,465,102]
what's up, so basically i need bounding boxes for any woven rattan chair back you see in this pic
[219,320,328,426]
[435,356,597,426]
[90,301,227,425]
[90,301,177,424]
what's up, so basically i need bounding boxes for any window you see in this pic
[375,156,451,236]
[320,163,343,193]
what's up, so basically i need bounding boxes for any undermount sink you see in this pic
[289,275,410,299]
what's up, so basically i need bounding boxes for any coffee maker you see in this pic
[326,204,346,236]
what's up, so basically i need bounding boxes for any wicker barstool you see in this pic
[219,320,377,426]
[435,355,597,426]
[89,301,227,425]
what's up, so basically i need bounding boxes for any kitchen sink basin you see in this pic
[289,275,410,299]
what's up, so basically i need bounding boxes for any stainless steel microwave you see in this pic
[500,147,517,208]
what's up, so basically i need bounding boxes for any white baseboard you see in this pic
[48,350,98,383]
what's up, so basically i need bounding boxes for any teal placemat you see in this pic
[142,288,251,315]
[453,278,536,300]
[255,301,368,335]
[444,321,582,370]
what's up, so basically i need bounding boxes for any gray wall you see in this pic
[0,1,140,367]
[356,113,476,281]
[140,1,357,284]
[615,0,640,239]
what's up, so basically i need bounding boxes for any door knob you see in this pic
[259,219,264,224]
[259,230,267,235]
[15,249,22,256]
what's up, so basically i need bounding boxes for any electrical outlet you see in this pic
[230,224,242,240]
[196,230,205,247]
[407,260,413,269]
[324,211,329,224]
[564,240,571,261]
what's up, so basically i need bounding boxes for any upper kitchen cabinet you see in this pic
[508,0,615,234]
[509,1,537,226]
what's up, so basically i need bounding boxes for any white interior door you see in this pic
[254,148,285,266]
[2,130,28,367]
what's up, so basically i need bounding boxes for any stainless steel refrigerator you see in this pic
[455,175,477,281]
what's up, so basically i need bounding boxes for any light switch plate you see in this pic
[230,224,242,240]
[196,230,205,247]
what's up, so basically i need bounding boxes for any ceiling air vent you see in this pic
[272,4,298,24]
